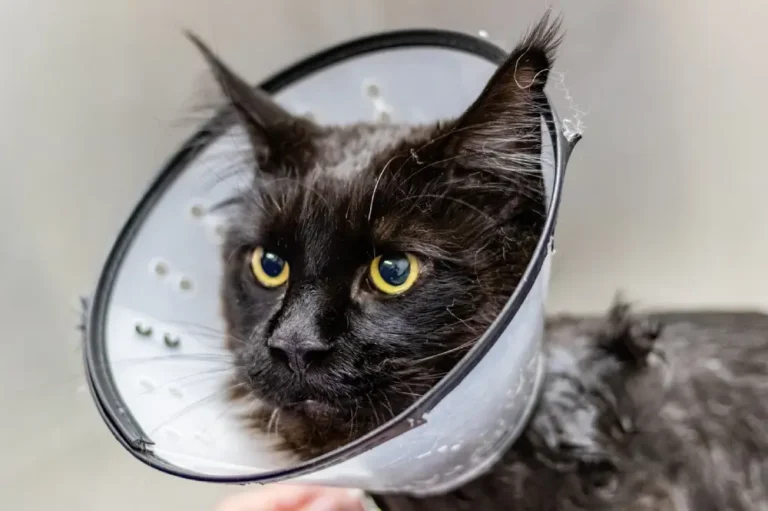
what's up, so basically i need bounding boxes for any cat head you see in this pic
[191,16,561,458]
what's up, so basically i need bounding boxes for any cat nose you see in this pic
[267,337,331,373]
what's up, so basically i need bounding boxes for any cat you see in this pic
[188,14,768,511]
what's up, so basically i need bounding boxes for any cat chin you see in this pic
[245,394,343,428]
[291,399,338,418]
[255,400,358,460]
[279,399,347,431]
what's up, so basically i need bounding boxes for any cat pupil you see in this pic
[261,252,285,278]
[379,254,410,286]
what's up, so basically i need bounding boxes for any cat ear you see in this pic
[442,15,562,173]
[186,32,314,166]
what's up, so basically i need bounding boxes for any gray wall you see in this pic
[1,1,765,509]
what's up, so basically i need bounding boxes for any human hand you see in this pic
[215,484,366,511]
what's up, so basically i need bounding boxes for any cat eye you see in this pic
[369,252,419,295]
[250,246,290,288]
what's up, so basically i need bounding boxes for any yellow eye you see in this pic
[251,246,290,288]
[369,252,419,295]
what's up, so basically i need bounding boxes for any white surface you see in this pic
[1,1,767,510]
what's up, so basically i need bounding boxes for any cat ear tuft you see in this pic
[442,13,563,172]
[185,31,303,162]
[505,12,563,91]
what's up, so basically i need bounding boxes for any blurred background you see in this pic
[1,0,766,509]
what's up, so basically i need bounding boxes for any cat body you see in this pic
[186,14,768,511]
[373,306,768,510]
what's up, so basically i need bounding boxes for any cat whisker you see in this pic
[378,392,396,420]
[445,306,472,331]
[410,339,478,366]
[160,320,227,333]
[409,372,450,382]
[208,195,244,214]
[196,332,249,350]
[199,159,251,191]
[347,401,361,441]
[390,389,422,400]
[132,367,234,398]
[366,394,382,427]
[148,381,247,436]
[111,353,234,366]
[200,399,243,437]
[393,380,433,391]
[266,407,281,437]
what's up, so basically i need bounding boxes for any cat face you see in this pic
[190,16,561,457]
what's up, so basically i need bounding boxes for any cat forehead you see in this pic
[312,122,437,181]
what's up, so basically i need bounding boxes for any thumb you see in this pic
[215,484,322,511]
[215,485,365,511]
